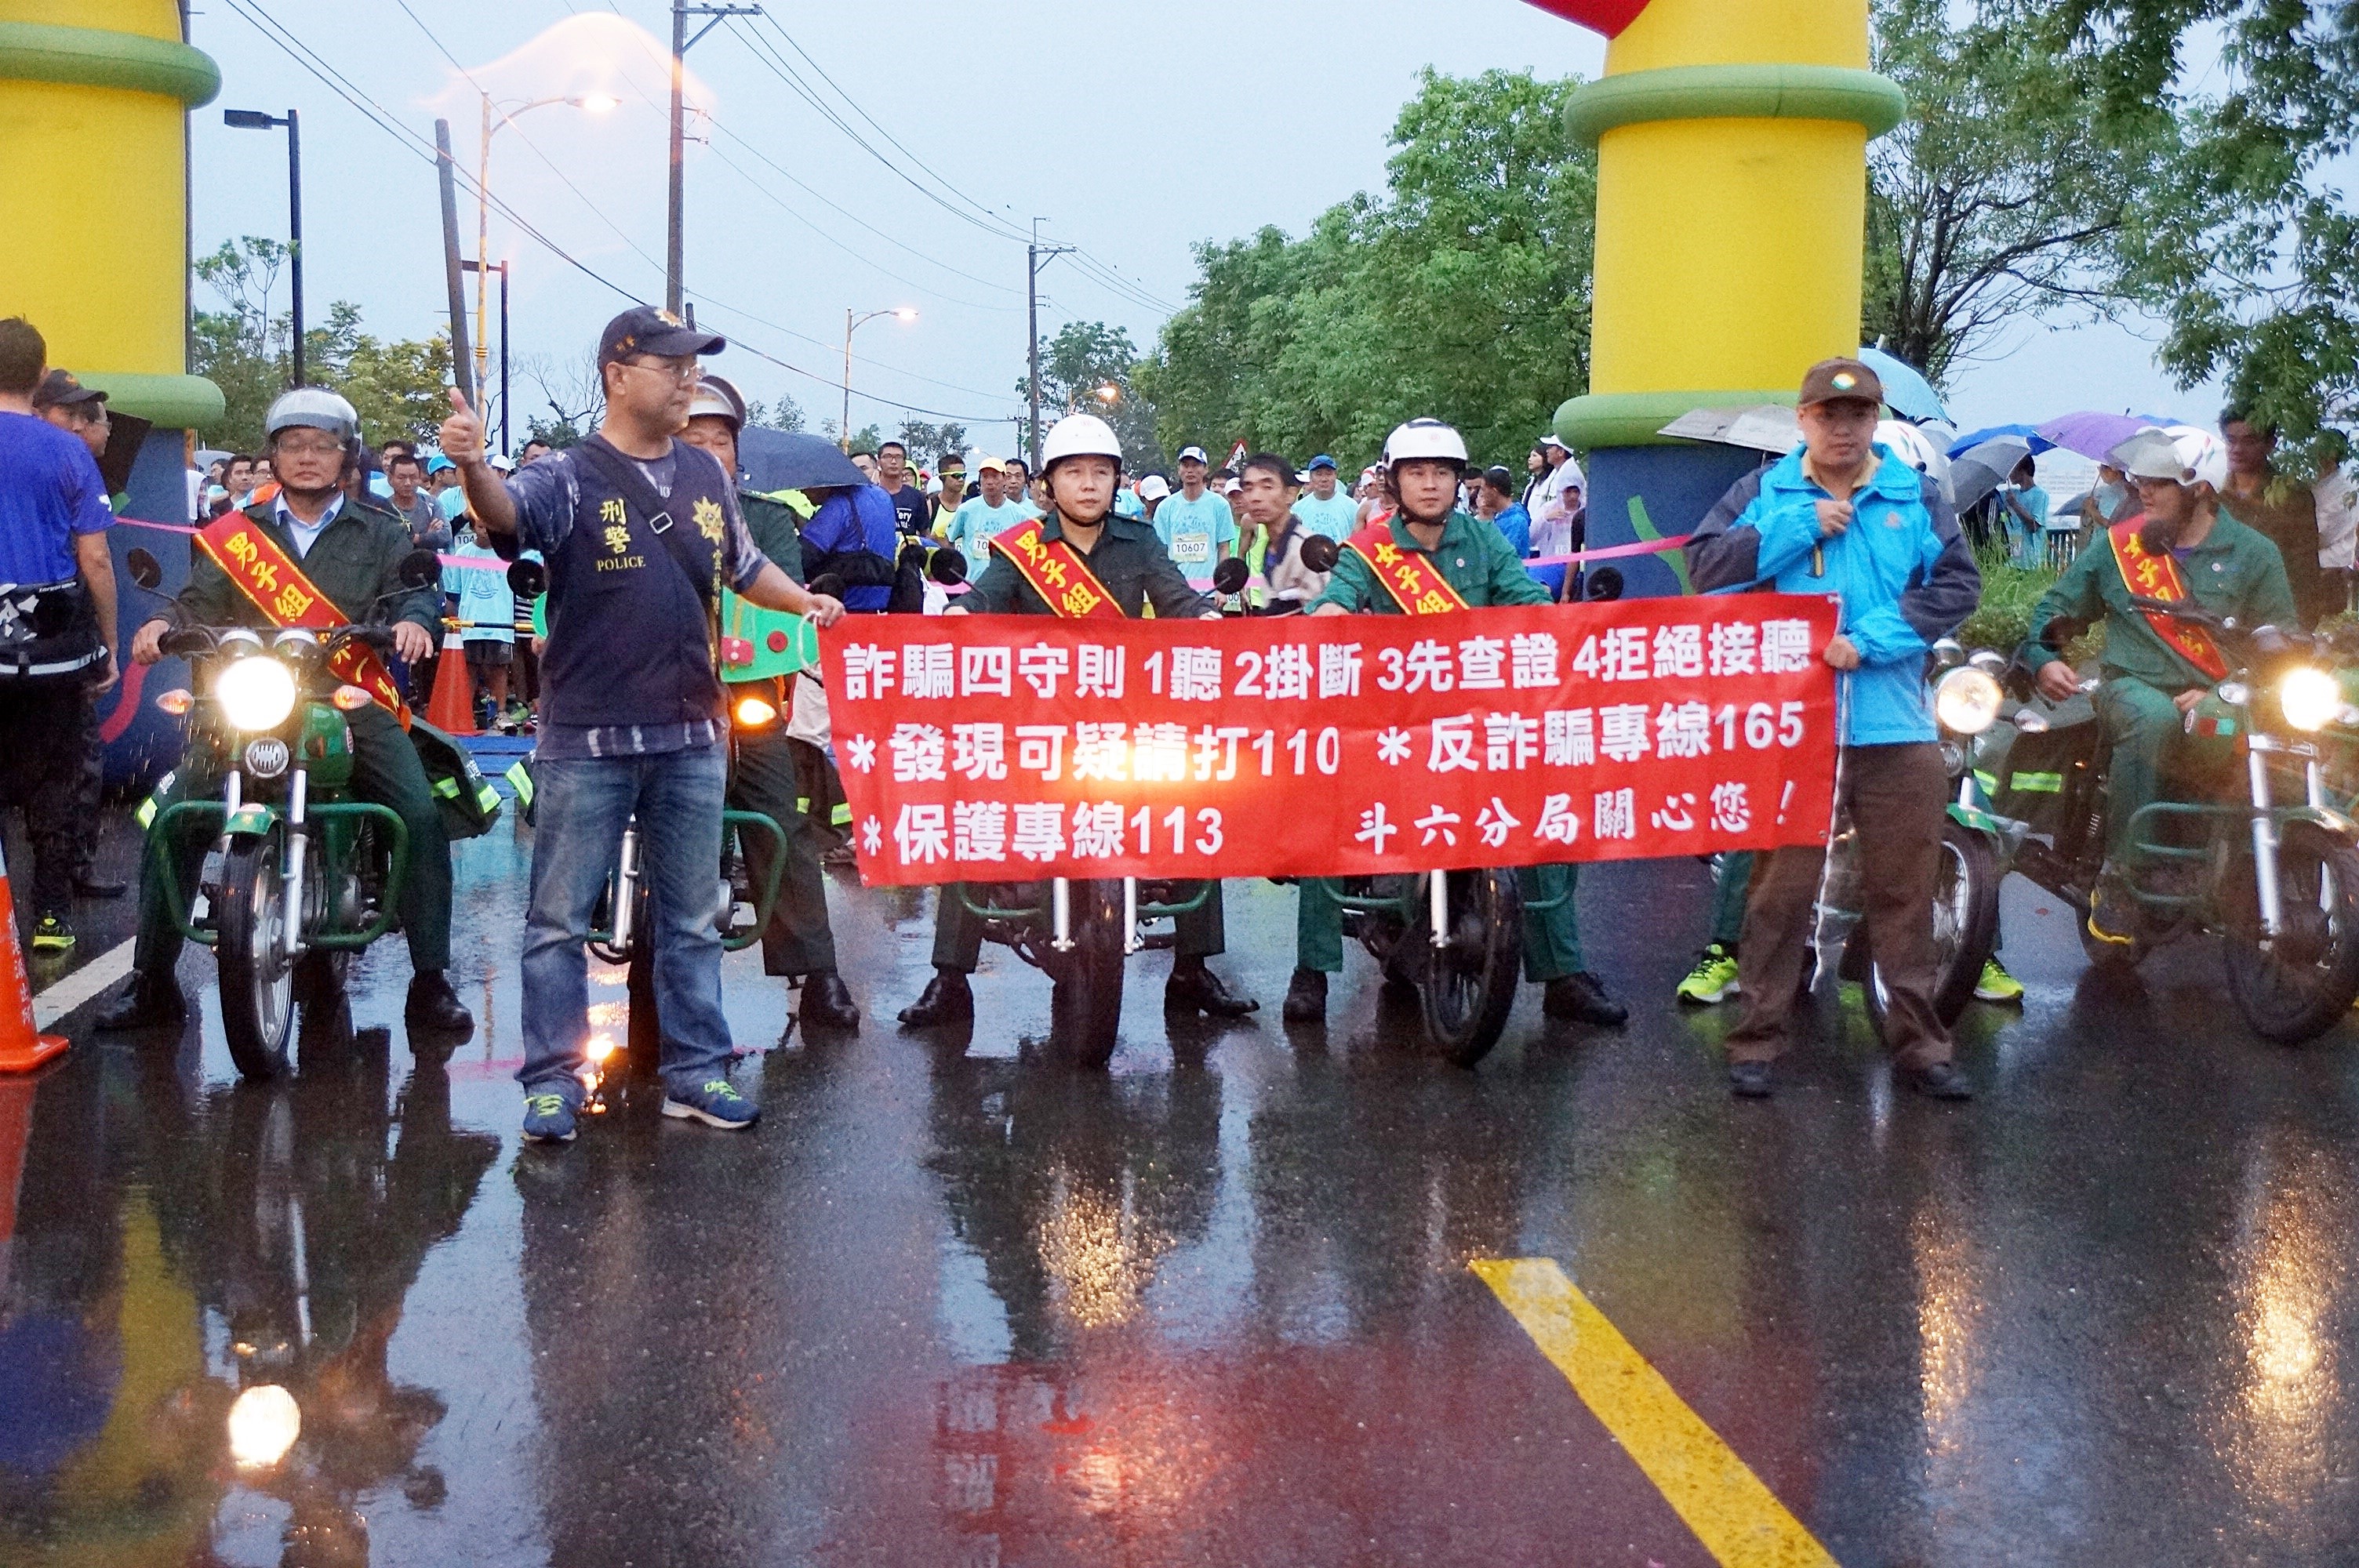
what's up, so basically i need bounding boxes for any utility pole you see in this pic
[1027,219,1074,470]
[667,0,761,315]
[463,259,511,452]
[435,118,475,405]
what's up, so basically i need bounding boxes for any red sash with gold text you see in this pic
[195,513,413,727]
[2106,517,2229,682]
[1342,524,1472,615]
[987,515,1127,619]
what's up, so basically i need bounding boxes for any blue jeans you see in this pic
[520,745,732,1101]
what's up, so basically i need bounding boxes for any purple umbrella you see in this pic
[2037,411,2190,463]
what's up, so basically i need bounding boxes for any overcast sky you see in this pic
[187,0,2215,458]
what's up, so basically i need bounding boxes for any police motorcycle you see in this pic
[502,557,797,1068]
[1972,604,2359,1043]
[1267,536,1621,1068]
[123,546,472,1080]
[1811,641,2009,1041]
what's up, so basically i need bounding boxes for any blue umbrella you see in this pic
[1857,346,1949,423]
[1945,423,2054,459]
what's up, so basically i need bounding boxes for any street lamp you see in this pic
[223,108,304,387]
[841,307,917,452]
[476,93,614,415]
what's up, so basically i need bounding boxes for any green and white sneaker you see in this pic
[1973,957,2024,1004]
[1675,943,1741,1004]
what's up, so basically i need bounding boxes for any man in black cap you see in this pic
[443,307,845,1145]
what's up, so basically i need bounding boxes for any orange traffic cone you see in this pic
[425,622,478,735]
[0,843,67,1075]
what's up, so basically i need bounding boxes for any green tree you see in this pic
[894,419,969,468]
[1863,0,2164,386]
[189,236,453,451]
[2033,0,2359,454]
[746,394,806,433]
[1017,321,1159,468]
[1140,68,1596,470]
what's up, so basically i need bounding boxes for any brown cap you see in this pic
[1797,357,1883,408]
[31,369,105,412]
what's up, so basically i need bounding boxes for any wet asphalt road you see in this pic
[8,815,2359,1566]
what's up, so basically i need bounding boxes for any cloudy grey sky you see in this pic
[188,0,2213,456]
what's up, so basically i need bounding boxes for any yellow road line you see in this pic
[1471,1257,1837,1568]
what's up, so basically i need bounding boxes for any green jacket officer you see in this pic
[897,413,1258,1029]
[99,388,473,1036]
[2023,424,2296,946]
[680,376,858,1030]
[1289,420,1626,1030]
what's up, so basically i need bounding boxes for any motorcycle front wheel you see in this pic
[1867,818,2001,1036]
[218,829,297,1080]
[1047,880,1125,1069]
[1414,869,1523,1068]
[2223,820,2359,1044]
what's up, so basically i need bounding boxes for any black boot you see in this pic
[1165,958,1258,1017]
[1281,967,1328,1023]
[898,967,973,1026]
[1543,971,1627,1026]
[799,969,860,1030]
[405,971,475,1035]
[95,969,185,1030]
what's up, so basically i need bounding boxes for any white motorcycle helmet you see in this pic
[1040,412,1124,472]
[1875,418,1952,504]
[264,387,362,456]
[1383,418,1470,467]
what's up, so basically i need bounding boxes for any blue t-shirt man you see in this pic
[801,482,903,612]
[1492,500,1532,557]
[945,495,1030,576]
[1154,488,1237,576]
[0,412,111,584]
[1289,459,1360,542]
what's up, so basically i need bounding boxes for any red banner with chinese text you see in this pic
[819,593,1841,886]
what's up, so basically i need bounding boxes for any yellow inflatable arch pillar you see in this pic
[0,1,223,430]
[1526,0,1905,596]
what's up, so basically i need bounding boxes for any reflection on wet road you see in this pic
[8,830,2359,1564]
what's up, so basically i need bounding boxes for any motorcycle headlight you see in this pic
[2279,665,2342,732]
[215,654,297,732]
[1933,666,2004,736]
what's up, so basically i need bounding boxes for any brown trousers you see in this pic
[1728,741,1952,1070]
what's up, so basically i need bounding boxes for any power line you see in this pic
[682,285,1021,404]
[213,0,1000,425]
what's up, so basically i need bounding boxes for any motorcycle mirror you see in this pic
[398,549,442,590]
[125,547,164,592]
[506,558,548,600]
[1585,566,1624,602]
[1929,637,1965,671]
[1299,535,1341,575]
[1212,557,1252,596]
[928,549,969,586]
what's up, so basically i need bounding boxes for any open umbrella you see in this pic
[738,428,865,495]
[2035,411,2191,463]
[1945,423,2052,460]
[1657,403,1800,455]
[1857,347,1948,423]
[1950,435,2032,513]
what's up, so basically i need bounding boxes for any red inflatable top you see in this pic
[1520,0,1651,36]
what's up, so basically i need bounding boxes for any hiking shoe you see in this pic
[1973,957,2024,1004]
[2086,880,2139,946]
[29,913,73,953]
[522,1093,578,1145]
[662,1077,760,1130]
[1543,971,1627,1026]
[1675,943,1741,1004]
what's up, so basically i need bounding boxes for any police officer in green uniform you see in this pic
[1291,418,1627,1029]
[678,374,859,1030]
[2026,423,2296,945]
[98,388,473,1035]
[897,413,1258,1027]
